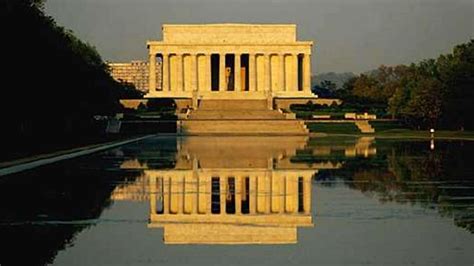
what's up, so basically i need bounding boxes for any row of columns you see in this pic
[149,175,312,215]
[148,53,311,93]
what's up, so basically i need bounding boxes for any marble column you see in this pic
[197,54,210,92]
[292,54,298,92]
[149,53,156,93]
[303,53,311,92]
[176,54,183,92]
[191,54,198,108]
[191,54,197,91]
[249,54,256,92]
[205,54,211,91]
[234,53,241,91]
[279,54,285,92]
[219,53,226,91]
[162,54,169,91]
[264,54,271,91]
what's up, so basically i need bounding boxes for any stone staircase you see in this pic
[188,110,287,120]
[198,99,268,110]
[181,100,308,135]
[354,120,375,133]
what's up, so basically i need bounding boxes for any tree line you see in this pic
[1,0,131,157]
[336,40,474,130]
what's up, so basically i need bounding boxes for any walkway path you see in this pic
[0,135,154,177]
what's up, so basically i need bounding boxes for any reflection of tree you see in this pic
[0,152,144,265]
[355,141,474,233]
[304,139,474,233]
[119,137,178,169]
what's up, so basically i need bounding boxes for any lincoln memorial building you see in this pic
[145,24,318,134]
[146,24,316,104]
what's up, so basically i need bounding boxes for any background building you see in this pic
[108,60,162,92]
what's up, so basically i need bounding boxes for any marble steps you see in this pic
[181,120,308,135]
[198,100,268,110]
[355,120,375,133]
[188,110,287,120]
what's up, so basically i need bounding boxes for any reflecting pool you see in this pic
[0,136,473,265]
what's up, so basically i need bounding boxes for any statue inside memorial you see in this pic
[225,67,234,91]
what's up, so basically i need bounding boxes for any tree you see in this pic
[320,80,337,91]
[438,40,474,130]
[1,0,132,155]
[404,77,444,128]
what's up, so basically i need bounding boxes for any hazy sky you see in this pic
[45,0,473,74]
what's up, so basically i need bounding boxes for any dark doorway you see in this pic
[298,54,304,91]
[241,177,250,214]
[226,177,236,214]
[241,54,249,91]
[211,54,219,91]
[156,177,164,214]
[298,177,304,213]
[211,177,220,214]
[225,54,235,91]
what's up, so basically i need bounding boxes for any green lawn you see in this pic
[375,129,474,140]
[369,120,405,132]
[307,120,474,140]
[307,122,360,134]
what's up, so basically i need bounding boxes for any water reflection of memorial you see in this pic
[113,136,379,244]
[147,136,321,244]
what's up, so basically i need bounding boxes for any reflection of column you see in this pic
[285,176,297,213]
[163,177,169,214]
[234,53,241,91]
[170,176,183,214]
[303,53,311,92]
[150,176,157,214]
[279,175,285,213]
[184,175,194,214]
[149,53,156,93]
[271,174,281,213]
[198,176,207,214]
[250,175,257,214]
[219,53,226,91]
[178,176,184,214]
[257,175,266,213]
[265,174,271,213]
[176,54,183,92]
[303,176,311,214]
[249,53,256,92]
[162,54,169,91]
[220,177,227,214]
[235,176,242,214]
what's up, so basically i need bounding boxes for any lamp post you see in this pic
[430,128,435,150]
